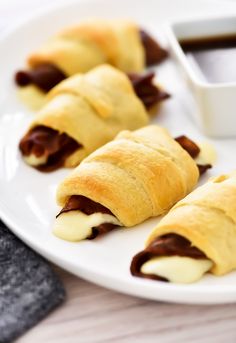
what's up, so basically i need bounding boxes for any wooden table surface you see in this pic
[16,268,236,343]
[2,1,236,342]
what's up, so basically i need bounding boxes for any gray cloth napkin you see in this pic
[0,220,66,343]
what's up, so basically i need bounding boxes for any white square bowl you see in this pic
[166,15,236,138]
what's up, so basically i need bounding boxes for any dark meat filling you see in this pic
[15,66,170,110]
[57,195,117,239]
[140,29,168,66]
[15,63,66,92]
[128,72,170,109]
[130,233,206,281]
[175,135,200,158]
[197,164,212,175]
[19,125,81,172]
[175,135,212,175]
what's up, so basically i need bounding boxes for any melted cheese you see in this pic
[53,210,122,242]
[17,85,46,111]
[23,154,47,166]
[141,256,213,284]
[195,142,217,165]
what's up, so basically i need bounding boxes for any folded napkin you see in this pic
[0,220,66,343]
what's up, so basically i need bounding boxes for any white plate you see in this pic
[1,0,236,305]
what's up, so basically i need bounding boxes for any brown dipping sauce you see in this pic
[180,34,236,83]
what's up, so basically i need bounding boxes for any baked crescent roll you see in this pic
[15,19,168,109]
[19,65,171,172]
[28,19,144,75]
[131,171,236,284]
[53,125,200,242]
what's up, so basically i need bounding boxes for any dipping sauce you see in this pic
[180,34,236,84]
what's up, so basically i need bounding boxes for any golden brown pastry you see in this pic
[15,19,168,109]
[131,171,236,284]
[19,65,153,171]
[28,20,144,74]
[53,125,199,242]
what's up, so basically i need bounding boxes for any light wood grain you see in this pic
[3,1,236,342]
[15,267,236,343]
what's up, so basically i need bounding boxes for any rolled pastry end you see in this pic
[128,72,170,110]
[53,210,121,242]
[131,234,213,283]
[175,135,213,175]
[53,195,122,242]
[15,63,66,92]
[15,64,170,111]
[140,30,168,66]
[19,125,81,172]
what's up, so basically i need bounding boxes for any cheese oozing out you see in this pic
[53,210,122,242]
[195,142,217,166]
[23,154,47,166]
[17,85,46,111]
[140,256,213,284]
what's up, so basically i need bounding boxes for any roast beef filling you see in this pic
[19,125,211,176]
[15,63,66,92]
[130,233,206,281]
[175,135,200,158]
[175,135,212,175]
[140,29,168,66]
[15,64,169,109]
[128,72,170,109]
[19,125,80,172]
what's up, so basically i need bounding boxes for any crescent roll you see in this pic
[15,19,168,109]
[19,65,171,172]
[53,125,199,242]
[131,171,236,284]
[28,19,144,75]
[20,65,148,171]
